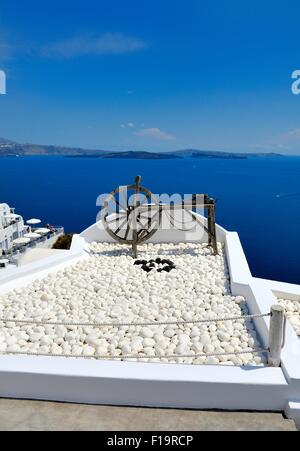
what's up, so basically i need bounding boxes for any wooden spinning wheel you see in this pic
[101,176,218,258]
[101,176,162,257]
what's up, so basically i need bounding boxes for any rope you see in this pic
[0,348,269,360]
[0,312,270,329]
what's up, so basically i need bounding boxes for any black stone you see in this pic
[134,257,176,274]
[163,266,171,272]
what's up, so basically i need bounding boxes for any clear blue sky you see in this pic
[0,0,300,153]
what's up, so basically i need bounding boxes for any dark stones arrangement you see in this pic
[134,258,176,273]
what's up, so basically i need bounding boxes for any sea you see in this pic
[0,155,299,284]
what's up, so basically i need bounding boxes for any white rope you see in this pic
[0,312,270,329]
[0,348,269,360]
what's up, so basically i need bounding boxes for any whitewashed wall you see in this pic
[80,211,228,244]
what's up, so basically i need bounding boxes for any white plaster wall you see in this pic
[80,211,227,244]
[257,279,300,303]
[0,221,25,252]
[0,355,288,411]
[0,204,25,252]
[224,233,300,409]
[0,204,11,228]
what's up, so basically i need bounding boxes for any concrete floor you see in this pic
[0,399,296,431]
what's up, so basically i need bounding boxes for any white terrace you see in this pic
[0,203,64,273]
[0,191,300,426]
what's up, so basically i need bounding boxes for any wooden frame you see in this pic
[101,176,218,258]
[134,194,218,257]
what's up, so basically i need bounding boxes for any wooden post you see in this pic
[207,197,218,255]
[268,305,285,367]
[211,201,218,255]
[132,241,138,259]
[205,195,212,246]
[132,176,141,259]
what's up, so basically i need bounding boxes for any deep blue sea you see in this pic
[0,156,299,284]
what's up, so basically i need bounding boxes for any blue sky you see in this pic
[0,0,300,153]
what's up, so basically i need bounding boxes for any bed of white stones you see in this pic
[278,298,300,336]
[0,242,266,366]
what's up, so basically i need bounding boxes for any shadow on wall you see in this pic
[52,234,74,250]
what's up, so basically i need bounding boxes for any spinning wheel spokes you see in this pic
[101,176,161,247]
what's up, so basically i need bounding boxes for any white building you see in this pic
[0,203,25,254]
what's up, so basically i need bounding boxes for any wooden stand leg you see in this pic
[132,175,141,259]
[208,205,212,246]
[210,203,218,255]
[207,200,218,255]
[132,237,138,259]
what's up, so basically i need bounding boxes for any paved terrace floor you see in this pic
[0,399,296,431]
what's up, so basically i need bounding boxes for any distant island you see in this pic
[69,151,181,160]
[0,138,284,160]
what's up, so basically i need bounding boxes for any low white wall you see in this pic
[224,233,300,413]
[0,356,288,411]
[31,233,60,251]
[256,278,300,303]
[80,212,228,244]
[224,233,271,348]
[225,232,252,287]
[0,235,87,291]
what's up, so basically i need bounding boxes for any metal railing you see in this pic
[2,227,64,261]
[2,217,22,229]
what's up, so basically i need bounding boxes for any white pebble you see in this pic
[0,242,264,367]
